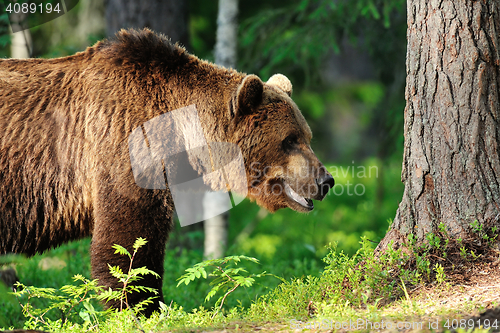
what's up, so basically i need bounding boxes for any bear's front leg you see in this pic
[91,187,173,317]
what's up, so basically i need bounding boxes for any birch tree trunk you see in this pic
[377,0,500,251]
[204,0,238,259]
[10,12,31,58]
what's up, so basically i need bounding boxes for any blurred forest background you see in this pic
[0,0,408,322]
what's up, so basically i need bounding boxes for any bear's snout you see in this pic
[315,171,334,201]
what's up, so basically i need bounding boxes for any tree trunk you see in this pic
[377,0,500,251]
[204,0,238,259]
[10,11,31,58]
[214,0,238,69]
[106,0,189,48]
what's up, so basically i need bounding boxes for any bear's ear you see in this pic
[266,74,292,96]
[236,74,263,115]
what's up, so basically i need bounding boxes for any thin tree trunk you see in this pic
[10,30,31,58]
[377,0,500,251]
[10,11,31,58]
[214,0,238,69]
[204,0,238,259]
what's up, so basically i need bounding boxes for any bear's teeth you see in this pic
[284,182,308,207]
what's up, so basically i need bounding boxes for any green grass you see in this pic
[1,234,495,332]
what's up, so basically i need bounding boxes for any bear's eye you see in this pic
[282,134,298,153]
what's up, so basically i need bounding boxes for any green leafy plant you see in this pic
[426,232,441,250]
[469,220,500,247]
[408,233,416,247]
[13,275,104,331]
[490,226,499,245]
[415,254,431,279]
[438,221,447,234]
[460,246,468,260]
[470,220,483,235]
[470,250,480,261]
[177,255,277,318]
[98,237,160,314]
[434,263,446,285]
[321,238,409,308]
[12,237,160,331]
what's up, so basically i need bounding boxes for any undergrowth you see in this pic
[1,224,499,332]
[403,221,500,288]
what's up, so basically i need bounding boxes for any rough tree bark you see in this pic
[106,0,189,48]
[204,0,239,259]
[377,0,500,251]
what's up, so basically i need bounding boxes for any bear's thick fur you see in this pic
[0,28,333,315]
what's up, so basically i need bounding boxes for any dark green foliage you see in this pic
[0,5,10,57]
[239,0,407,159]
[13,275,106,331]
[177,255,280,319]
[239,0,405,83]
[187,0,217,59]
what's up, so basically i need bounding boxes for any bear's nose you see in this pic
[316,173,334,200]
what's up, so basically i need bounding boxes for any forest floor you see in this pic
[380,260,500,333]
[196,259,500,333]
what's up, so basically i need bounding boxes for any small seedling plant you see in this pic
[98,237,160,313]
[177,255,277,318]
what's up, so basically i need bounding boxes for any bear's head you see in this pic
[229,74,334,212]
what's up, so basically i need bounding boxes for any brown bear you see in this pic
[0,28,334,315]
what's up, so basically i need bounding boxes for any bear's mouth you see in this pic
[283,181,314,211]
